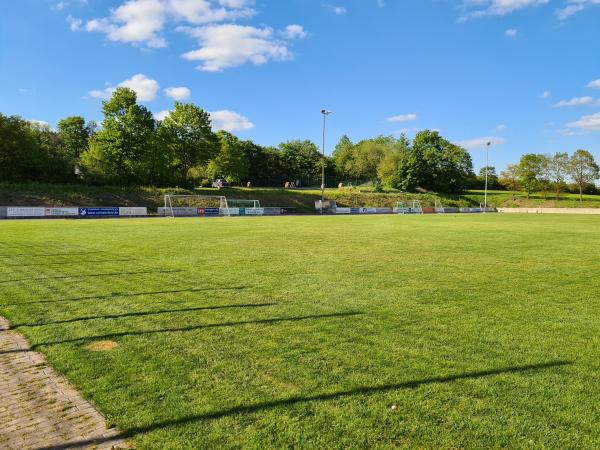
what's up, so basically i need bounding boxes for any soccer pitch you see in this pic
[1,215,600,448]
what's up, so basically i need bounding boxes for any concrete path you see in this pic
[0,317,128,450]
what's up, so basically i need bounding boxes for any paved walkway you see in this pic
[0,317,128,449]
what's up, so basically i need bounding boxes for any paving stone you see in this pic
[0,317,129,449]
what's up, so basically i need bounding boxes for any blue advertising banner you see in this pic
[79,207,120,217]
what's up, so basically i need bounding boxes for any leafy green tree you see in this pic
[81,87,156,184]
[157,102,219,185]
[279,140,322,186]
[241,142,284,186]
[546,152,570,198]
[351,138,389,184]
[499,164,519,198]
[57,116,94,160]
[477,166,499,190]
[332,135,355,181]
[206,131,249,183]
[568,149,600,202]
[377,135,410,187]
[395,130,473,193]
[517,153,546,199]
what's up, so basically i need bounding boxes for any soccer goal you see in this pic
[394,200,423,215]
[162,195,229,217]
[226,199,264,216]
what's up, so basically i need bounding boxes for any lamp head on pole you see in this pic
[321,109,333,116]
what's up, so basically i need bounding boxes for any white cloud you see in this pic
[280,24,307,39]
[67,15,83,31]
[460,0,549,21]
[164,86,191,100]
[555,0,600,20]
[566,112,600,131]
[89,74,159,102]
[505,28,518,37]
[210,110,254,132]
[496,124,507,131]
[76,0,257,48]
[154,109,171,120]
[386,113,417,123]
[84,0,168,48]
[541,90,552,98]
[180,24,293,72]
[554,96,595,107]
[457,136,505,150]
[587,79,600,89]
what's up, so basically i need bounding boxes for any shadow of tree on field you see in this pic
[0,269,183,284]
[2,259,138,267]
[12,303,277,327]
[35,360,573,450]
[0,287,248,306]
[31,312,362,349]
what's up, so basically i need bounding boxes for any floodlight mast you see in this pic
[320,109,333,214]
[485,141,491,212]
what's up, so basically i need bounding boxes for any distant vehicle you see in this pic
[212,179,230,188]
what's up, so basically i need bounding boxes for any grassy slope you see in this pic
[1,215,600,448]
[2,182,600,213]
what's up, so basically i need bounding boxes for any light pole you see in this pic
[484,141,491,211]
[320,109,333,213]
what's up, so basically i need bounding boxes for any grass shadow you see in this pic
[0,269,184,284]
[36,360,573,450]
[32,312,362,348]
[12,303,277,327]
[0,287,248,306]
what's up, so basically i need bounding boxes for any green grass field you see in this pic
[1,214,600,448]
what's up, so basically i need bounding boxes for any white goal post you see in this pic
[162,195,229,218]
[161,195,264,217]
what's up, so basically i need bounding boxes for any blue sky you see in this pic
[1,0,600,171]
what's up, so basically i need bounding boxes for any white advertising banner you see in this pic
[335,208,351,214]
[119,207,147,216]
[7,207,45,217]
[44,207,79,217]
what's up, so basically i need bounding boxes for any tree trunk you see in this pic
[580,185,583,203]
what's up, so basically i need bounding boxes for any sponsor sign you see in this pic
[158,207,198,216]
[0,207,7,218]
[262,207,281,216]
[44,207,79,217]
[219,207,239,216]
[119,207,147,216]
[375,208,392,214]
[360,208,378,214]
[79,207,119,217]
[199,207,221,216]
[350,208,360,214]
[335,208,351,214]
[245,208,265,216]
[7,207,45,217]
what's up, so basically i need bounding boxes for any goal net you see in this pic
[394,201,423,215]
[226,199,264,216]
[162,195,229,217]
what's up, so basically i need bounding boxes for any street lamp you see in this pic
[320,109,333,213]
[484,141,491,211]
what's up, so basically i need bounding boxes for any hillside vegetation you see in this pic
[2,183,600,213]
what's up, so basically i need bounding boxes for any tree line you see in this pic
[1,86,598,196]
[497,151,600,201]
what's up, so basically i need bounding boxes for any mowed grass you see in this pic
[1,214,600,449]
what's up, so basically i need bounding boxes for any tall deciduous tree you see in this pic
[568,149,600,202]
[546,152,570,198]
[81,87,156,184]
[157,102,218,184]
[206,131,249,183]
[57,116,94,160]
[517,153,545,199]
[499,164,519,198]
